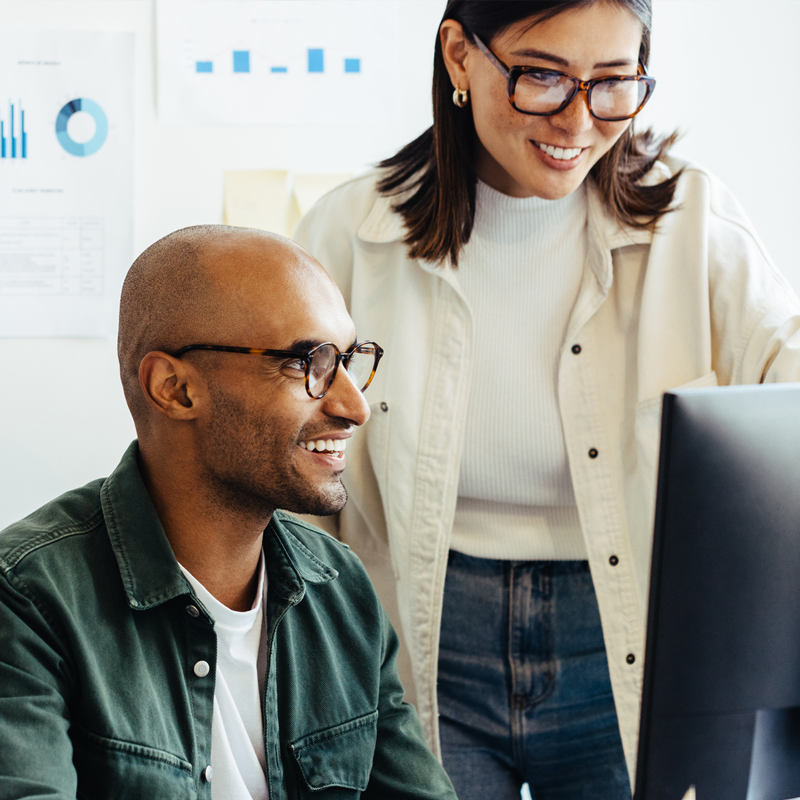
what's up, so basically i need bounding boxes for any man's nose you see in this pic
[321,365,371,426]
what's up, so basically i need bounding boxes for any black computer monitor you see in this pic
[635,383,800,800]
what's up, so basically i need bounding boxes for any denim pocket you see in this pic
[290,709,378,793]
[72,725,194,800]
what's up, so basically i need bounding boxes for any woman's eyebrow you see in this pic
[509,47,636,70]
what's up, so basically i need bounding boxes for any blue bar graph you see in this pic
[1,102,26,159]
[233,50,250,73]
[308,48,324,73]
[191,48,365,80]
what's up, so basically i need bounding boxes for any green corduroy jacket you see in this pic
[0,442,457,800]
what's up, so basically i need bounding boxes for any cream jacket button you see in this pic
[203,765,213,782]
[194,660,210,677]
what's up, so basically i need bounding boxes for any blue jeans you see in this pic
[437,552,631,800]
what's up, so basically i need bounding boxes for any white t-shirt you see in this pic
[180,558,269,800]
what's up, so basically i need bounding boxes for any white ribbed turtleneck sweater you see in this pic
[450,179,588,561]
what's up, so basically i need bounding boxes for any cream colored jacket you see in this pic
[294,157,800,781]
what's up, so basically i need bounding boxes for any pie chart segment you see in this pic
[55,98,108,157]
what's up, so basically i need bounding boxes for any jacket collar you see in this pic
[101,442,188,611]
[357,189,408,244]
[101,442,337,611]
[264,511,339,605]
[584,179,654,292]
[356,163,673,290]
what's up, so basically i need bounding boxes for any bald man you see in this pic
[0,226,457,800]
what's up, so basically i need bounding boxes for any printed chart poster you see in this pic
[157,0,399,125]
[0,30,134,337]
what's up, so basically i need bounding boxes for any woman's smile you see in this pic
[462,3,643,198]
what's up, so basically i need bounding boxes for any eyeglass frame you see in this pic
[471,32,656,122]
[170,340,384,400]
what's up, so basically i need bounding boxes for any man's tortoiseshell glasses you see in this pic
[171,341,384,400]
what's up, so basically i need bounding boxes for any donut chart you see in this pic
[55,98,108,157]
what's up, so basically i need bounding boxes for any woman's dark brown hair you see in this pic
[378,0,680,266]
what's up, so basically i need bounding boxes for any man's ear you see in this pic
[138,351,204,420]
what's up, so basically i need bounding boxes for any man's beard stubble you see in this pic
[203,381,348,520]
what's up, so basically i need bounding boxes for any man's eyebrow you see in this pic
[284,338,322,352]
[283,336,359,352]
[509,48,636,70]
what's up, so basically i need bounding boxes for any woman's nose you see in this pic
[550,90,594,136]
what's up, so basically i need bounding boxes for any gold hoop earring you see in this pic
[452,87,469,108]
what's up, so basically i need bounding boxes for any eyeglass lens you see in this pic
[515,72,647,119]
[307,343,378,398]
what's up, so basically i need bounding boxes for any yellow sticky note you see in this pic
[223,170,290,237]
[289,173,353,234]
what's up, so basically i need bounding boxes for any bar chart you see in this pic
[1,102,28,159]
[157,0,398,125]
[192,47,362,76]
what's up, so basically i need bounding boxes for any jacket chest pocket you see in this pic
[290,710,378,797]
[72,726,196,800]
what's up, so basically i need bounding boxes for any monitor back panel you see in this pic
[635,383,800,800]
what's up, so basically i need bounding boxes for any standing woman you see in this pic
[296,1,800,797]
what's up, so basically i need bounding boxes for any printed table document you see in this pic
[0,30,134,337]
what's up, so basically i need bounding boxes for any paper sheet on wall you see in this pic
[223,170,291,233]
[157,0,399,125]
[0,30,134,337]
[224,171,352,238]
[291,172,352,217]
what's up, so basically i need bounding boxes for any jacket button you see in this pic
[588,448,598,459]
[609,555,619,566]
[194,660,211,677]
[203,765,213,782]
[626,653,636,665]
[380,402,388,412]
[185,605,200,618]
[571,344,582,354]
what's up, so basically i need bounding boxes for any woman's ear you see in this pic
[439,20,472,91]
[138,351,204,421]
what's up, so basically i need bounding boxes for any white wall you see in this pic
[1,0,798,528]
[640,0,800,290]
[0,0,443,526]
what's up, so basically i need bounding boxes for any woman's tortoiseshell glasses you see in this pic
[472,33,656,122]
[171,341,384,400]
